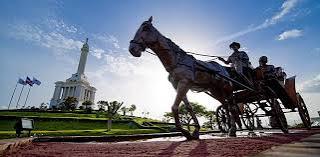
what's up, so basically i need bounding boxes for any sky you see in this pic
[0,0,320,123]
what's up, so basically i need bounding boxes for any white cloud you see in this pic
[46,18,78,33]
[109,35,120,49]
[9,23,83,54]
[42,32,83,50]
[91,48,105,59]
[215,0,300,45]
[271,0,299,22]
[277,29,303,40]
[300,74,320,93]
[94,34,120,49]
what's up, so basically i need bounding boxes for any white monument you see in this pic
[49,38,96,108]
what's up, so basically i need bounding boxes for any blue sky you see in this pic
[0,0,320,122]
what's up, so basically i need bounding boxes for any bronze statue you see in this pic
[129,17,238,140]
[254,56,287,85]
[218,42,253,86]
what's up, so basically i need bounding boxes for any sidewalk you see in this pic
[254,133,320,157]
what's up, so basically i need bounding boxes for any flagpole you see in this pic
[8,82,18,110]
[23,86,32,108]
[16,85,25,109]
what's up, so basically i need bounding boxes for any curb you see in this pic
[0,138,33,156]
[33,132,183,143]
[33,131,221,143]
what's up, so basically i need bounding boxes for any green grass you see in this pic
[0,111,98,119]
[0,119,139,131]
[0,111,168,139]
[133,117,161,125]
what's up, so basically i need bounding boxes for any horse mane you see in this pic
[164,37,186,54]
[151,24,186,54]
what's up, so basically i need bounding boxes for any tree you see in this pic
[39,102,48,110]
[163,102,207,131]
[82,101,93,113]
[128,104,136,116]
[98,103,105,111]
[97,100,123,131]
[203,110,216,130]
[120,106,129,116]
[30,106,37,110]
[79,106,84,110]
[163,112,174,122]
[59,97,78,111]
[82,101,93,109]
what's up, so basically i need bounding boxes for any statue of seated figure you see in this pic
[254,56,286,84]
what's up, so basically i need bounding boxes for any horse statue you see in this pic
[129,16,238,140]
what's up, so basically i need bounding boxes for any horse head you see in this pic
[129,16,158,57]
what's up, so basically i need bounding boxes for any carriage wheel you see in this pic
[296,93,311,129]
[216,105,230,133]
[241,104,255,131]
[270,99,288,133]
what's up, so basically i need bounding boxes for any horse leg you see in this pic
[234,104,243,130]
[227,99,237,137]
[171,79,192,140]
[182,97,200,139]
[220,82,237,137]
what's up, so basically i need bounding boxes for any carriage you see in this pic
[215,67,311,133]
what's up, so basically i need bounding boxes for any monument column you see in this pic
[91,91,95,102]
[65,86,69,98]
[52,85,61,100]
[77,38,89,75]
[62,87,66,99]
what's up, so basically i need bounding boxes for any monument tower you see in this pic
[49,38,96,108]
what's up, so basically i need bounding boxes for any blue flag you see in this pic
[17,78,27,85]
[32,77,41,86]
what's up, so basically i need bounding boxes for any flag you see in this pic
[17,78,27,85]
[32,77,41,86]
[25,77,33,86]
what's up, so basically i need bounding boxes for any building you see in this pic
[49,38,96,108]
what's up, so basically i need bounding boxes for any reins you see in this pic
[144,49,253,91]
[144,49,227,59]
[145,50,157,56]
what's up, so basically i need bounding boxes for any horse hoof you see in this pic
[228,132,236,137]
[181,129,193,140]
[192,131,200,140]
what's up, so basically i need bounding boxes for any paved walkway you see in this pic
[254,134,320,157]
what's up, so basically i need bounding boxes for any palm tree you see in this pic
[98,103,105,111]
[204,110,216,130]
[128,104,136,116]
[120,106,128,116]
[97,100,123,131]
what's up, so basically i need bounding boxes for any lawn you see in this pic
[0,111,98,119]
[0,119,140,131]
[0,111,168,139]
